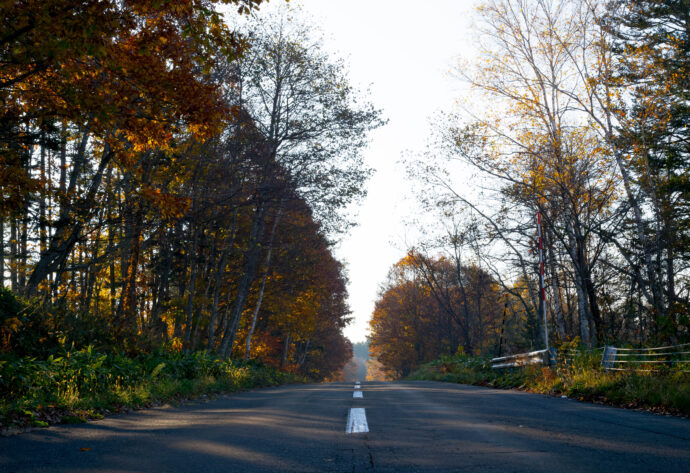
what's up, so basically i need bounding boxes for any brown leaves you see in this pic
[140,186,191,221]
[0,0,256,218]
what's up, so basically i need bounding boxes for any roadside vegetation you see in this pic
[409,349,690,416]
[0,288,305,430]
[1,346,303,430]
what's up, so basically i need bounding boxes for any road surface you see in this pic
[1,381,688,472]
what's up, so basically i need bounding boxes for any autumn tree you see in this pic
[235,198,353,379]
[214,7,382,356]
[369,253,504,378]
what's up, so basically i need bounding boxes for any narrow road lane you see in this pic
[1,381,688,472]
[361,381,689,472]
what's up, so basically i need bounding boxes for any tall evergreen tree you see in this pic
[610,0,690,332]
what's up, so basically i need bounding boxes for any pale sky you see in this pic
[259,0,480,343]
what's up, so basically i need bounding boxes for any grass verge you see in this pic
[1,348,306,430]
[408,353,690,416]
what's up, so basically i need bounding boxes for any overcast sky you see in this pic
[256,0,479,343]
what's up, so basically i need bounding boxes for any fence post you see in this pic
[602,346,617,371]
[547,347,557,366]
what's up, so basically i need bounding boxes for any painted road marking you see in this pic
[346,408,369,433]
[353,390,363,399]
[354,384,360,389]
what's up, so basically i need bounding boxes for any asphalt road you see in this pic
[1,381,688,472]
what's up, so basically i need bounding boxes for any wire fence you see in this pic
[601,343,690,373]
[493,343,690,373]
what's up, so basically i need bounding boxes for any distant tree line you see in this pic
[0,1,382,379]
[369,253,512,378]
[341,341,369,381]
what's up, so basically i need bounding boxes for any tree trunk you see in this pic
[59,121,66,195]
[0,219,3,288]
[281,332,291,368]
[192,255,215,348]
[25,144,111,296]
[575,275,591,347]
[244,271,268,361]
[545,229,566,340]
[207,238,232,352]
[19,210,27,292]
[84,211,103,314]
[150,228,173,340]
[118,197,144,331]
[298,339,310,367]
[39,128,47,254]
[244,206,282,361]
[611,148,666,318]
[183,222,200,345]
[219,200,268,357]
[9,217,17,292]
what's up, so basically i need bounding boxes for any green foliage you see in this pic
[409,351,690,415]
[0,287,311,429]
[0,287,23,319]
[0,288,61,357]
[0,288,125,357]
[0,349,305,428]
[51,306,120,354]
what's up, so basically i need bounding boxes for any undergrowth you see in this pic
[408,351,690,416]
[0,349,305,429]
[0,287,306,430]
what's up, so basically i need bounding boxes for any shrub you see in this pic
[0,348,305,428]
[0,288,61,357]
[408,351,689,415]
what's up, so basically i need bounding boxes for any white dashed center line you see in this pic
[353,390,363,399]
[346,408,369,433]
